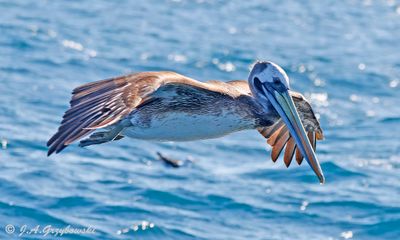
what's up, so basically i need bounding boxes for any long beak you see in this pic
[263,85,325,184]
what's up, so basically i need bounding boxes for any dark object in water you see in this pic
[156,152,182,168]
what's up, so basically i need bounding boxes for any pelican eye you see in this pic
[273,77,280,83]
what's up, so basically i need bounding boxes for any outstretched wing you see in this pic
[47,72,247,156]
[47,72,160,155]
[257,91,324,167]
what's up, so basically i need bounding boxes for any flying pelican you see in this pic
[47,61,325,183]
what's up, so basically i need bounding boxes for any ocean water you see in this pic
[1,0,400,239]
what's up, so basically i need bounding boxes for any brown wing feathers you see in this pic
[47,74,144,156]
[270,129,290,162]
[295,145,304,165]
[257,120,285,140]
[283,138,296,167]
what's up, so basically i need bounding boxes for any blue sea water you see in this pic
[1,0,400,239]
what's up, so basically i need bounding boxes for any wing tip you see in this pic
[47,145,56,156]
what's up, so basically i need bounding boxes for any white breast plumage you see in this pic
[123,110,255,141]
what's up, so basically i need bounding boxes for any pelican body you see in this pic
[47,61,325,183]
[123,78,275,141]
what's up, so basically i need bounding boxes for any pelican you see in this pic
[47,61,325,183]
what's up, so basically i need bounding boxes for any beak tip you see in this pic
[318,174,325,184]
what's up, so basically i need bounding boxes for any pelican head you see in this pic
[249,61,325,183]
